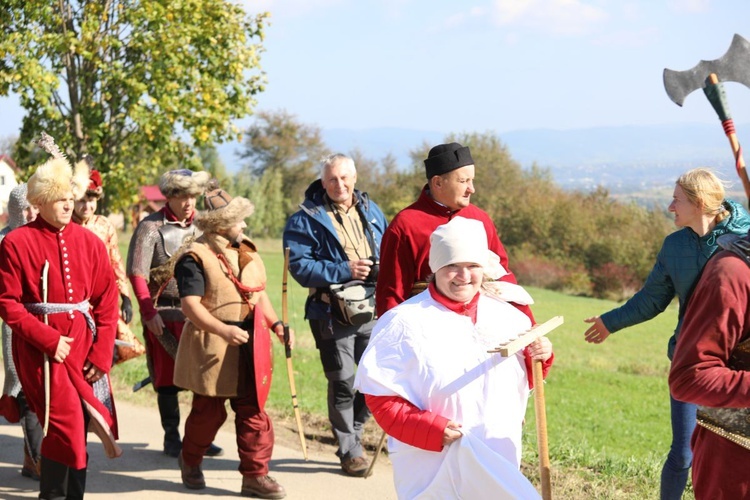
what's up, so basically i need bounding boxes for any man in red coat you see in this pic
[0,156,120,499]
[669,234,750,499]
[375,142,534,322]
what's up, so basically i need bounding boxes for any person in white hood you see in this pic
[355,216,554,499]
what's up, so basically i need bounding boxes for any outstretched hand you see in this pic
[584,316,611,344]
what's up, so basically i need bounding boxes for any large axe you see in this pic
[664,34,750,204]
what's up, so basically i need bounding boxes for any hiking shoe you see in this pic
[241,475,286,499]
[178,452,205,490]
[341,456,369,477]
[204,442,224,457]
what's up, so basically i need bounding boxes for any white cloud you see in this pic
[592,26,660,48]
[432,6,488,31]
[491,0,609,36]
[667,0,711,14]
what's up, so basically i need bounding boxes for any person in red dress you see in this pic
[0,157,120,499]
[375,142,533,323]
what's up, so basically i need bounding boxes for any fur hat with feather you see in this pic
[27,157,90,206]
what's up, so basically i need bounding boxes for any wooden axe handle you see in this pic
[708,74,750,203]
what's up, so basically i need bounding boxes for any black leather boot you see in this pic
[157,392,182,457]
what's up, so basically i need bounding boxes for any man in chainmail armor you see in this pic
[126,169,222,458]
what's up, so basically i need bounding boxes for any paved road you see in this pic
[0,399,396,499]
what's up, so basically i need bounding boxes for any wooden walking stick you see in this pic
[41,260,50,436]
[283,247,308,460]
[489,315,563,500]
[364,428,387,479]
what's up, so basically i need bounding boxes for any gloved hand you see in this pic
[120,294,133,324]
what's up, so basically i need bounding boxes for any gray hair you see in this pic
[319,154,356,179]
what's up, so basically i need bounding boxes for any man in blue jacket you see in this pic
[283,153,387,477]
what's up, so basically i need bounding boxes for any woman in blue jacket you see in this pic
[583,168,750,500]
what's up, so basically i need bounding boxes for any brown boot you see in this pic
[178,452,205,490]
[241,475,286,499]
[341,456,370,477]
[21,446,40,481]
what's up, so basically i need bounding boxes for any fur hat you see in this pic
[6,183,32,230]
[27,157,90,206]
[424,142,474,179]
[195,188,254,233]
[159,169,211,198]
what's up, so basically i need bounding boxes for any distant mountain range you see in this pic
[217,122,750,202]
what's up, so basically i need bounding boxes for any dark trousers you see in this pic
[182,392,274,477]
[309,318,373,462]
[39,456,87,500]
[18,391,43,461]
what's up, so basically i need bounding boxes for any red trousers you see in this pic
[144,320,183,388]
[182,392,274,477]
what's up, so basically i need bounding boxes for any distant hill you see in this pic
[218,122,750,202]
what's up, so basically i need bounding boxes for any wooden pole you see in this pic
[282,247,308,460]
[489,316,562,499]
[42,260,50,437]
[533,359,552,500]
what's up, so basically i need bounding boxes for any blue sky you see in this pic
[2,0,750,138]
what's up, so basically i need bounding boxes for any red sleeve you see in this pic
[376,225,412,316]
[669,252,750,407]
[129,275,157,321]
[523,350,554,390]
[365,394,449,452]
[0,237,60,356]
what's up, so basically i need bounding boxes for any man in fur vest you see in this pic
[127,169,222,458]
[0,156,121,499]
[173,187,292,498]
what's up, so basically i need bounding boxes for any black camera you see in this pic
[366,256,380,282]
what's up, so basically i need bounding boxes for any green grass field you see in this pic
[113,235,686,499]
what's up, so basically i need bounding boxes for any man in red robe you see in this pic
[0,156,120,499]
[375,142,534,323]
[669,234,750,499]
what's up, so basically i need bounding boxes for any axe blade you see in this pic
[664,34,750,106]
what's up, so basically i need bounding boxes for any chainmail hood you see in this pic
[6,183,31,230]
